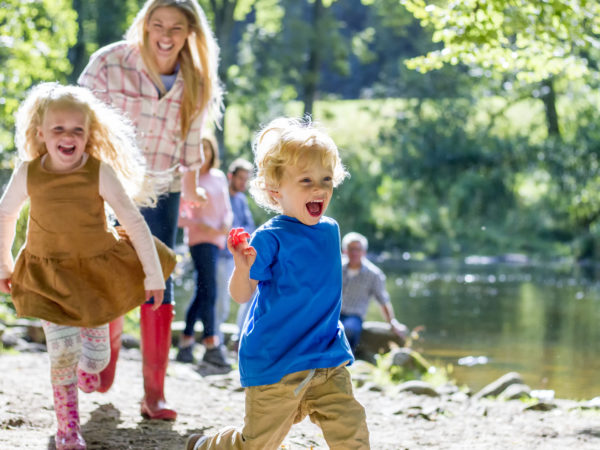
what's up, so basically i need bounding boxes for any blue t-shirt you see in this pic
[238,215,353,387]
[159,63,179,92]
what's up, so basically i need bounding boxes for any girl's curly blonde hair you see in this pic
[15,82,165,207]
[249,117,349,213]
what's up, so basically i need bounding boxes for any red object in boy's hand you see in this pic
[229,227,250,248]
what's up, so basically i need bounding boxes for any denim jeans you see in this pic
[140,192,181,305]
[183,243,219,338]
[215,255,235,341]
[339,314,363,352]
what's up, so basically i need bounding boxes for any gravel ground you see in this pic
[1,351,600,449]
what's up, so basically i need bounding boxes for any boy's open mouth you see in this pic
[58,144,75,155]
[306,200,323,217]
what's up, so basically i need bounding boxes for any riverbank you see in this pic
[1,350,599,449]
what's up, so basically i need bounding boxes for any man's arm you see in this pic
[372,263,408,339]
[380,302,409,339]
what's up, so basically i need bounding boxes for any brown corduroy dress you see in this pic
[10,155,176,327]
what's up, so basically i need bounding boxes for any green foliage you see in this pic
[11,202,29,257]
[297,93,596,257]
[372,97,575,256]
[123,309,140,338]
[0,0,77,163]
[253,0,285,33]
[2,0,599,262]
[222,0,356,140]
[401,0,600,84]
[0,202,29,318]
[0,299,15,323]
[222,87,598,258]
[68,0,143,83]
[533,101,600,258]
[368,351,451,386]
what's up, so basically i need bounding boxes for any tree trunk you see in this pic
[96,0,128,47]
[302,0,324,117]
[541,77,560,138]
[210,0,237,162]
[67,0,86,83]
[68,0,129,83]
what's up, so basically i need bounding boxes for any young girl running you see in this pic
[0,82,176,450]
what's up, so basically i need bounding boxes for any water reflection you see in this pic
[377,259,600,400]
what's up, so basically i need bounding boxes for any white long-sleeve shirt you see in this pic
[0,154,165,290]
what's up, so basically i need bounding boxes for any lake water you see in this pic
[174,255,600,400]
[378,258,600,400]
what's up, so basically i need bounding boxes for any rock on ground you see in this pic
[1,351,600,449]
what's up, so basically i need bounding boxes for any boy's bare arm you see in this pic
[227,227,258,304]
[229,267,258,304]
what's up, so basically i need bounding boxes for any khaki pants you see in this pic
[199,365,370,449]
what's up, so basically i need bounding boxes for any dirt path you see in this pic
[1,350,599,449]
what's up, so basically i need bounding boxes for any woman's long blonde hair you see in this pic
[15,82,164,207]
[127,0,223,137]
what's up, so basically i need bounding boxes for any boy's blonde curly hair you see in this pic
[249,117,349,213]
[15,82,167,207]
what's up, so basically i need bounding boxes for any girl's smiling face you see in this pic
[147,6,190,74]
[37,106,89,172]
[271,162,334,226]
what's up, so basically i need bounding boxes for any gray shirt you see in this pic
[341,257,390,319]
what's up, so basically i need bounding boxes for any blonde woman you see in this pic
[0,82,175,449]
[78,0,222,420]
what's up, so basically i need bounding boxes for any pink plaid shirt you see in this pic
[78,41,205,184]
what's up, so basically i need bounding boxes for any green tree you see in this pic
[400,0,600,137]
[0,0,77,165]
[393,0,600,257]
[401,0,600,83]
[197,0,286,159]
[68,0,141,83]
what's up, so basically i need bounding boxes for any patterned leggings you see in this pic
[42,321,110,386]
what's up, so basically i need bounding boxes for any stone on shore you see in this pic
[474,371,524,399]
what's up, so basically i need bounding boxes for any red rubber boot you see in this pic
[140,303,177,420]
[96,316,124,393]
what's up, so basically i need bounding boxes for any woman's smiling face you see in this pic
[37,106,89,172]
[147,6,190,74]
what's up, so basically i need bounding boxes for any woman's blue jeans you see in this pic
[340,314,363,352]
[183,243,219,338]
[140,192,181,305]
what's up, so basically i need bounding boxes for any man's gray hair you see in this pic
[342,232,368,252]
[228,157,254,175]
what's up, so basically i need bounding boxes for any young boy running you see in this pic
[186,117,370,449]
